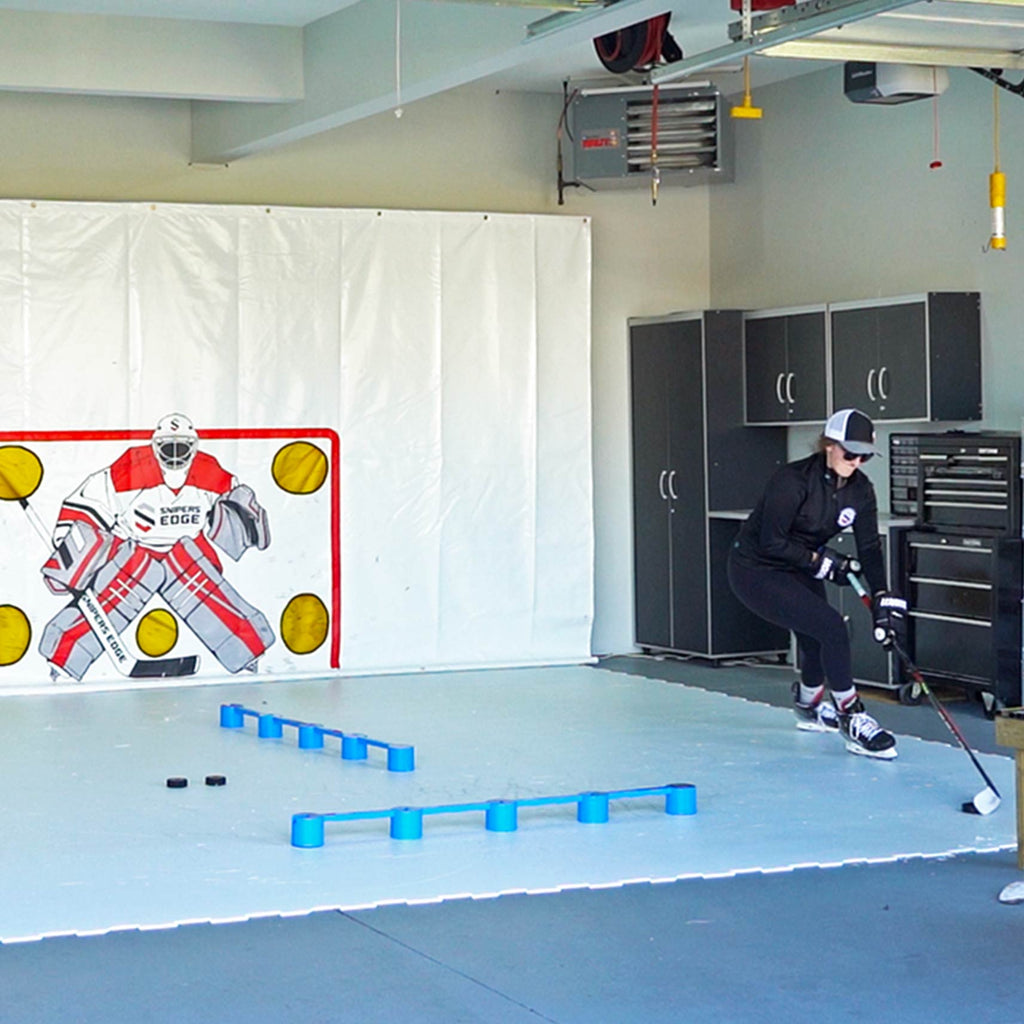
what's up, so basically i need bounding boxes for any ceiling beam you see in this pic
[0,9,302,102]
[763,37,1024,67]
[650,0,919,83]
[189,0,690,163]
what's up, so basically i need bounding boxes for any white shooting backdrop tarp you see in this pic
[0,202,593,689]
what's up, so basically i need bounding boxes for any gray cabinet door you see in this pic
[744,316,788,423]
[629,323,674,649]
[745,310,827,423]
[831,305,887,416]
[831,295,977,423]
[785,311,828,421]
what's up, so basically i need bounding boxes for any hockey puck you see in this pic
[205,774,227,787]
[166,776,188,789]
[961,801,981,814]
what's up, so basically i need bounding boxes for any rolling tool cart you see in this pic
[890,431,1023,715]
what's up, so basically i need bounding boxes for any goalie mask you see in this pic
[152,413,198,474]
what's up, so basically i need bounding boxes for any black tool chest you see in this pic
[890,432,1022,712]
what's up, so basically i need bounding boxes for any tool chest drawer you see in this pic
[900,531,1022,707]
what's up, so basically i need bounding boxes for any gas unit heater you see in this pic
[564,83,733,190]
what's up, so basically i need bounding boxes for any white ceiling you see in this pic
[0,0,1017,163]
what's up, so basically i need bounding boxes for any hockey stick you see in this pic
[0,457,198,678]
[847,570,1000,816]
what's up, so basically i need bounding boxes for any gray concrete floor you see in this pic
[3,656,1022,1024]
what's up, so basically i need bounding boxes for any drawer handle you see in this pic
[909,610,991,627]
[785,372,795,405]
[775,372,785,405]
[667,470,678,501]
[877,365,889,399]
[909,575,992,591]
[866,367,877,401]
[659,470,667,500]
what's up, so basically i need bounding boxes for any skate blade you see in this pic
[845,740,898,760]
[796,720,837,733]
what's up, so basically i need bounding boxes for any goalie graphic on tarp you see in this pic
[39,413,276,681]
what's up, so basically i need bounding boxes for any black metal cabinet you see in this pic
[743,307,828,424]
[830,293,981,422]
[900,530,1022,709]
[629,311,788,658]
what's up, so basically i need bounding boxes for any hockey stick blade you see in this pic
[963,787,1000,816]
[129,654,200,678]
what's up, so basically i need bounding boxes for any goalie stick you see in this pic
[847,568,1000,816]
[12,492,199,680]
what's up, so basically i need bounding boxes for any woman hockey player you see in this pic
[727,408,907,760]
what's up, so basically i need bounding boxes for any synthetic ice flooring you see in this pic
[1,665,1015,943]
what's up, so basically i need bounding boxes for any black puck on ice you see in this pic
[205,774,227,787]
[166,777,188,789]
[961,801,980,814]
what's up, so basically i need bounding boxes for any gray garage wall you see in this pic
[710,66,1024,511]
[0,82,713,660]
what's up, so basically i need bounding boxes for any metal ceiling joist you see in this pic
[650,0,920,84]
[0,8,302,102]
[764,38,1024,67]
[190,0,678,164]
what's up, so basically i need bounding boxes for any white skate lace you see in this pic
[848,711,882,740]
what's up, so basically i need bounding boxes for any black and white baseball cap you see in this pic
[823,408,878,456]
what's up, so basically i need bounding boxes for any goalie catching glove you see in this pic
[872,591,908,648]
[207,484,270,561]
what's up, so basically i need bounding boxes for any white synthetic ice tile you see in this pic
[0,666,1014,942]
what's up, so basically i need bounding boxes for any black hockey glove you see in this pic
[872,591,908,648]
[811,546,854,585]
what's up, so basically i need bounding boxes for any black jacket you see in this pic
[732,452,887,593]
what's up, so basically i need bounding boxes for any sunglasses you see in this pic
[840,447,873,464]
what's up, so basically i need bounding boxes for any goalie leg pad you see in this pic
[39,606,103,681]
[162,536,275,673]
[39,545,164,680]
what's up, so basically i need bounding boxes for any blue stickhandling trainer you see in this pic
[290,782,697,848]
[220,704,415,772]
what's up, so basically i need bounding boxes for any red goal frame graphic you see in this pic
[0,426,342,670]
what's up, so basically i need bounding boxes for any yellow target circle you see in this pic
[0,446,43,501]
[272,442,328,495]
[0,604,31,665]
[281,593,329,655]
[136,608,178,657]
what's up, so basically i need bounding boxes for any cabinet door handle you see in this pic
[659,470,668,500]
[667,469,678,501]
[775,372,785,405]
[866,367,877,401]
[878,365,889,399]
[785,372,795,405]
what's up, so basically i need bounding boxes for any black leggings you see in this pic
[727,553,853,692]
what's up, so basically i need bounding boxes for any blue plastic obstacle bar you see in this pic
[219,703,414,773]
[290,782,696,847]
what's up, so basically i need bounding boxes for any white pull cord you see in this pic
[394,0,404,118]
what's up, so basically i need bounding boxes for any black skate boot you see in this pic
[792,682,840,733]
[837,697,897,759]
